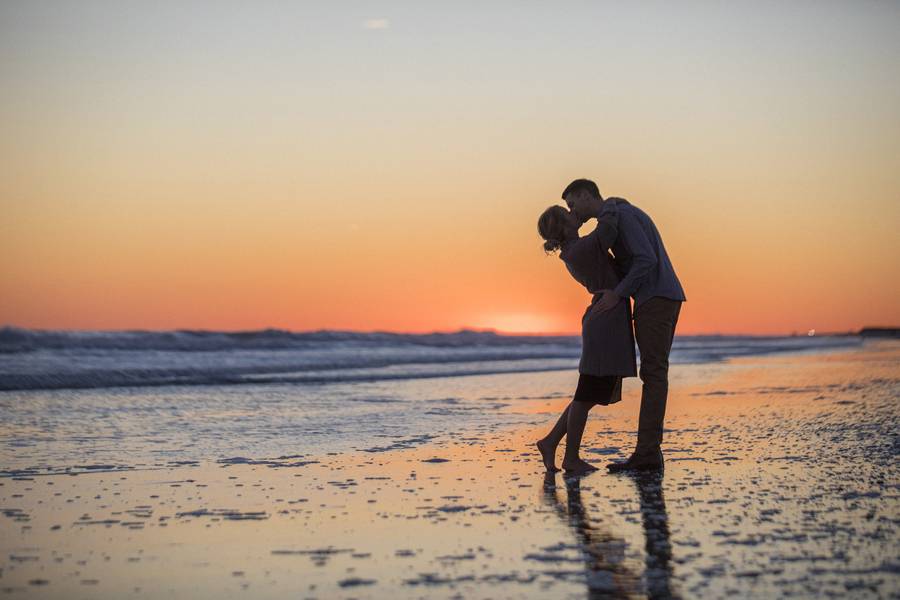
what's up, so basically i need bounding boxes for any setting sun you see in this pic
[471,313,565,335]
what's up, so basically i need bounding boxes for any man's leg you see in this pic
[608,297,681,471]
[633,297,681,454]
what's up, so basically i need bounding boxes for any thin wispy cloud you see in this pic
[363,18,390,30]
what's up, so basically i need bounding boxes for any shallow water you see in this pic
[0,369,573,473]
[1,342,898,598]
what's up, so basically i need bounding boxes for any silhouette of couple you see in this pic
[536,179,685,475]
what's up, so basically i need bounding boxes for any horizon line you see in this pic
[2,323,893,338]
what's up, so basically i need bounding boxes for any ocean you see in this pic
[0,326,861,392]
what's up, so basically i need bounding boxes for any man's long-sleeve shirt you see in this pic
[595,197,686,308]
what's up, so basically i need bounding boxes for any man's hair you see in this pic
[561,179,601,200]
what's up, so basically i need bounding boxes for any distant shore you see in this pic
[859,326,900,338]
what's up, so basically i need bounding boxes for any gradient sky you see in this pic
[2,1,898,334]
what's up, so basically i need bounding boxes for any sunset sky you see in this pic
[2,1,898,335]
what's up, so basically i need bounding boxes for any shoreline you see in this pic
[1,339,891,478]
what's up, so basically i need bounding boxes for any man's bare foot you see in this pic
[536,439,560,472]
[562,458,599,474]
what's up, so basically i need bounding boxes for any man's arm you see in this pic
[590,207,658,314]
[594,201,619,250]
[611,211,657,299]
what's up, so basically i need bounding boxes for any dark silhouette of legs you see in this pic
[539,374,620,473]
[634,298,680,453]
[537,403,570,472]
[608,297,681,472]
[537,400,600,474]
[561,400,599,473]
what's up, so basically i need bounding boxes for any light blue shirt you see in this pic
[596,198,686,308]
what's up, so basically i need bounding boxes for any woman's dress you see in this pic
[559,227,637,387]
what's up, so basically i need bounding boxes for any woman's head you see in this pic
[537,205,579,253]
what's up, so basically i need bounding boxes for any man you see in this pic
[562,178,685,472]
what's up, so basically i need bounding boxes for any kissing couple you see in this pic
[535,179,685,475]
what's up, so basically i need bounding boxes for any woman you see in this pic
[535,205,637,474]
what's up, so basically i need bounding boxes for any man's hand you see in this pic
[590,289,620,315]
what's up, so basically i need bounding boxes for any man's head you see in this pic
[561,179,603,224]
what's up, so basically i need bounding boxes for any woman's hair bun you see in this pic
[537,204,570,254]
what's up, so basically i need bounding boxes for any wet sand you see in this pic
[2,342,898,598]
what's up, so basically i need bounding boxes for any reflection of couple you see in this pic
[541,471,673,598]
[535,179,685,474]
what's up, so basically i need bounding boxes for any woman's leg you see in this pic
[562,375,617,473]
[544,402,570,447]
[537,402,570,472]
[561,400,598,472]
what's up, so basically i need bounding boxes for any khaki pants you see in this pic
[633,296,682,453]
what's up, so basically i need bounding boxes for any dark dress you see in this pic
[559,227,637,403]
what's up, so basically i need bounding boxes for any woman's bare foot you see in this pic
[536,439,560,472]
[562,457,599,474]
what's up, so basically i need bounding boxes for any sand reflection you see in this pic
[542,471,675,598]
[630,471,674,599]
[541,472,638,596]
